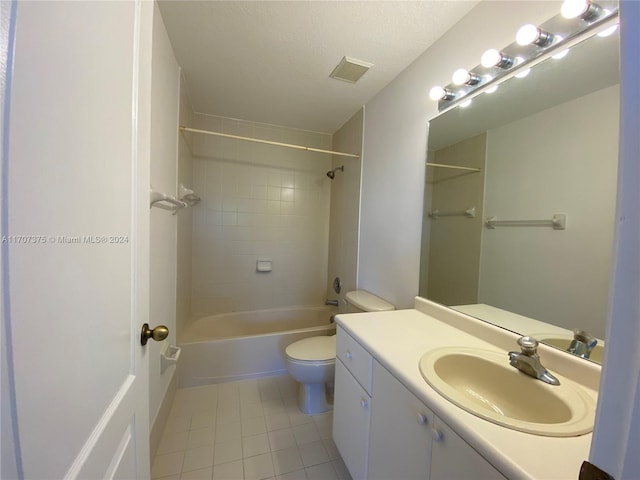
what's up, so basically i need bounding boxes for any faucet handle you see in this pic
[517,336,539,355]
[573,329,598,349]
[568,329,598,358]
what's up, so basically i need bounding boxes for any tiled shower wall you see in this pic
[188,114,333,316]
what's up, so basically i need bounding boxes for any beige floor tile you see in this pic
[271,446,303,476]
[187,426,216,449]
[243,452,275,480]
[180,467,213,480]
[242,433,271,458]
[182,446,214,473]
[213,460,244,480]
[265,412,291,432]
[305,462,337,480]
[268,428,296,452]
[213,439,243,465]
[157,430,189,455]
[298,441,329,468]
[292,423,320,446]
[159,377,347,480]
[152,451,185,479]
[242,416,267,437]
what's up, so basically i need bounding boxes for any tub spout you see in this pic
[325,299,339,307]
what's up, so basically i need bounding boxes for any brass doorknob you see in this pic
[140,323,169,346]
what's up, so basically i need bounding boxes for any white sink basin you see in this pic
[419,347,596,437]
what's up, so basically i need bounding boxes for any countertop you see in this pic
[335,297,600,480]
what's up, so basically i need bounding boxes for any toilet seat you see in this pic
[286,358,334,369]
[285,335,336,362]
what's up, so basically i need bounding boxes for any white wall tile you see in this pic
[190,114,331,316]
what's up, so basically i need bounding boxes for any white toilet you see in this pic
[284,290,394,414]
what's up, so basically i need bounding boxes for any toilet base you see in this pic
[297,382,333,415]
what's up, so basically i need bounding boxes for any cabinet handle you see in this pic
[346,350,353,360]
[417,413,428,425]
[431,428,444,442]
[360,398,369,409]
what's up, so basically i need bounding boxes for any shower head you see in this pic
[326,166,344,179]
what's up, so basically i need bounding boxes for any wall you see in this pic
[425,134,486,306]
[326,108,364,308]
[176,76,193,333]
[358,1,639,474]
[187,114,332,317]
[478,86,618,339]
[359,1,561,308]
[149,1,180,453]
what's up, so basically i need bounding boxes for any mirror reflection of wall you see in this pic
[419,29,620,361]
[479,84,618,341]
[425,134,486,306]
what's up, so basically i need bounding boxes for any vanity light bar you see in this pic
[430,1,618,113]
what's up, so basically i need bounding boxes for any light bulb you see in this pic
[452,68,480,86]
[429,86,445,101]
[481,49,500,68]
[516,24,554,47]
[561,0,602,20]
[516,25,536,45]
[485,85,498,94]
[481,49,513,69]
[459,99,472,108]
[561,0,589,18]
[452,69,470,85]
[430,86,455,102]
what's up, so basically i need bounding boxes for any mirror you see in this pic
[419,28,620,364]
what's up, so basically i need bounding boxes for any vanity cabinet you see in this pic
[368,360,433,480]
[334,326,506,480]
[430,417,506,480]
[333,330,374,480]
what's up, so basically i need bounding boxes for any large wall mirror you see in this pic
[419,26,620,365]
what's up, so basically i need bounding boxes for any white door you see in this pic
[3,1,153,478]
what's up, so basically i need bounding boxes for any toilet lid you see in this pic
[285,335,336,362]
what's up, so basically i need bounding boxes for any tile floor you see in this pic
[151,375,352,480]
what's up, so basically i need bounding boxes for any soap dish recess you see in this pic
[161,344,181,374]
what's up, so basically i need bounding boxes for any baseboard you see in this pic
[149,372,178,462]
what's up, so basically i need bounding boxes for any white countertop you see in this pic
[335,297,600,480]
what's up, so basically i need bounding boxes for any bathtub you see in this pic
[177,306,336,387]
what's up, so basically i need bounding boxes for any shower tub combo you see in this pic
[178,306,336,387]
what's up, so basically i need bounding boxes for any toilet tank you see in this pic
[345,290,395,313]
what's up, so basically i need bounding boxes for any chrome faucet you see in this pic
[567,329,598,359]
[508,336,560,386]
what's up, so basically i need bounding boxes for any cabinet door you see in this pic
[336,326,373,394]
[368,361,433,480]
[430,417,506,480]
[333,358,371,480]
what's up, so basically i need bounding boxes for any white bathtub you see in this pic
[177,306,336,387]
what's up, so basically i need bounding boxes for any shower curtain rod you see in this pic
[179,126,360,158]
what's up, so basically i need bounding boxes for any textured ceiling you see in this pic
[158,1,478,133]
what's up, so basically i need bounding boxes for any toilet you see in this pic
[284,290,394,414]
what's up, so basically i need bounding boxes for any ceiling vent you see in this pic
[329,56,373,83]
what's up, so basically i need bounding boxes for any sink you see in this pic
[534,334,604,364]
[419,347,596,436]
